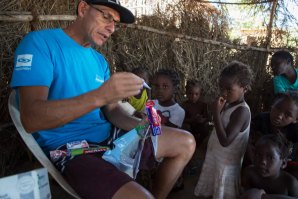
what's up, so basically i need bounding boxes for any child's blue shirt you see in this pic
[273,69,298,94]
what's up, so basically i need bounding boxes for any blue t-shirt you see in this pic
[273,69,298,94]
[11,28,112,154]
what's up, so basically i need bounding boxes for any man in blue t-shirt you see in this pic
[10,0,195,198]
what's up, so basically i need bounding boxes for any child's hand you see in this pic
[241,188,266,199]
[159,114,169,124]
[212,96,226,114]
[157,110,169,124]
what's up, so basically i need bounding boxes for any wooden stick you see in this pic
[0,14,297,53]
[126,24,298,53]
[0,14,76,22]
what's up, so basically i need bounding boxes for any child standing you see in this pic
[152,69,185,128]
[194,61,253,199]
[271,50,297,94]
[181,79,209,146]
[240,134,298,199]
[151,69,186,191]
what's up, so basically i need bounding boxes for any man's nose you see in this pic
[106,22,115,34]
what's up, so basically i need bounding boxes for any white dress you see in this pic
[194,101,250,199]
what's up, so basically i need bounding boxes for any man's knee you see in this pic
[180,131,196,157]
[112,181,154,199]
[158,127,196,159]
[171,129,196,159]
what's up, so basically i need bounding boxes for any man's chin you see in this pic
[91,38,105,47]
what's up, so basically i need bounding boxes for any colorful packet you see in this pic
[50,150,68,162]
[70,146,110,156]
[50,146,110,161]
[66,140,89,149]
[145,100,162,136]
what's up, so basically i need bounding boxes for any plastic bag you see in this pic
[102,128,146,178]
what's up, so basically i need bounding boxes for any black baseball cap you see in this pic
[85,0,135,23]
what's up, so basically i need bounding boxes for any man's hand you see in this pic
[133,111,146,119]
[18,72,143,132]
[97,72,143,105]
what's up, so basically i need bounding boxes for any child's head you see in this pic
[271,50,294,76]
[270,91,298,128]
[131,67,149,83]
[186,79,202,103]
[219,61,253,103]
[153,69,180,103]
[254,134,289,178]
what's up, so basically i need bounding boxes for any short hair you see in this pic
[272,50,294,66]
[256,133,290,159]
[220,61,254,90]
[273,91,298,108]
[155,69,180,88]
[186,79,201,91]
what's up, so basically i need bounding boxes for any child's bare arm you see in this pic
[239,188,265,199]
[213,97,250,147]
[288,175,298,197]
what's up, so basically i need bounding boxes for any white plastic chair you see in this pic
[8,90,81,199]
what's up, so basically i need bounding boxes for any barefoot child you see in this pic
[152,68,186,190]
[194,61,253,199]
[240,134,298,199]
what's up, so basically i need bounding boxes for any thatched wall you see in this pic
[0,0,296,175]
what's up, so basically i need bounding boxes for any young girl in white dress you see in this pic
[194,61,254,199]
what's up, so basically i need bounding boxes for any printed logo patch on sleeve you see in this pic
[16,54,33,70]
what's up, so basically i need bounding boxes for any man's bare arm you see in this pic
[19,72,143,133]
[102,103,143,131]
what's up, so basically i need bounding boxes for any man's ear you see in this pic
[281,158,287,169]
[77,1,89,18]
